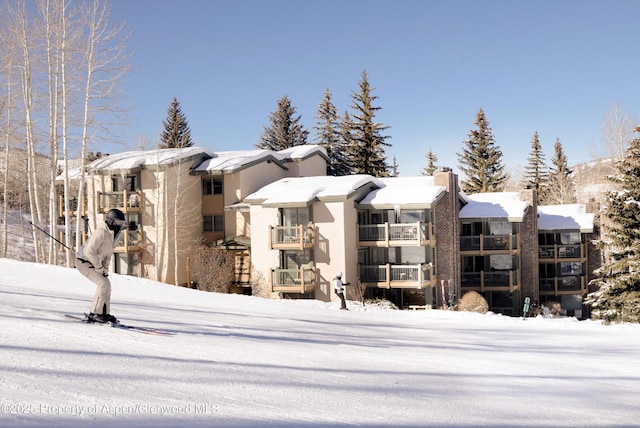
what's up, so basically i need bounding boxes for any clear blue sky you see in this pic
[107,0,640,176]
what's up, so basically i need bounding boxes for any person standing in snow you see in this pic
[333,272,350,310]
[74,208,125,324]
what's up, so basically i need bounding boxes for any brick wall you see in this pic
[434,171,461,307]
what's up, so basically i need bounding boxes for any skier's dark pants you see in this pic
[335,290,347,309]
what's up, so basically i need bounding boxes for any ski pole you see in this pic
[27,220,75,254]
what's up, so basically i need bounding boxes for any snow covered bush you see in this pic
[458,291,489,313]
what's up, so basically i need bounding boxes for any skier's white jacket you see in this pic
[77,222,119,275]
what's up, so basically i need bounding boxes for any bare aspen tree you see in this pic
[74,0,130,260]
[0,15,15,258]
[170,152,202,286]
[10,0,46,262]
[602,103,637,161]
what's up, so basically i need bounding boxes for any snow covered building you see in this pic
[537,204,598,317]
[244,171,462,308]
[62,146,599,317]
[458,191,537,316]
[72,145,329,286]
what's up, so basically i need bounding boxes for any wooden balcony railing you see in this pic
[97,190,142,213]
[269,224,315,250]
[460,234,519,253]
[271,264,316,293]
[538,244,585,260]
[359,263,434,288]
[357,222,434,247]
[460,269,520,292]
[539,275,587,295]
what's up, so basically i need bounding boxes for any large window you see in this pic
[203,215,224,232]
[203,178,223,195]
[281,207,310,227]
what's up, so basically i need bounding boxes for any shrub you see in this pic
[458,291,489,313]
[191,246,234,293]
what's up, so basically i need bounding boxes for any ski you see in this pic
[64,314,174,336]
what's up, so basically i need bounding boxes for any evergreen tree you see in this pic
[256,95,308,150]
[457,108,508,193]
[521,131,549,204]
[347,69,391,177]
[159,97,194,149]
[421,148,438,176]
[546,138,576,205]
[313,88,350,176]
[585,127,640,323]
[390,155,399,177]
[339,110,356,175]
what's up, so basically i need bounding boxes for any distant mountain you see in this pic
[572,158,616,205]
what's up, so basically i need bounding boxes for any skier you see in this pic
[333,272,350,310]
[74,208,125,324]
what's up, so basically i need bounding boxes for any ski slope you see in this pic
[1,258,639,427]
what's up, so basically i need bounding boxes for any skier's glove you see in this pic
[95,266,108,277]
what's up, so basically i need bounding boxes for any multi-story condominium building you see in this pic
[458,191,536,316]
[70,145,329,286]
[63,145,599,317]
[537,204,597,318]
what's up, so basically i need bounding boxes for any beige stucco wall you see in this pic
[248,205,281,289]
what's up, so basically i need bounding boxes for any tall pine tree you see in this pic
[421,148,438,176]
[585,127,640,323]
[256,95,308,150]
[347,70,391,177]
[339,110,355,175]
[159,97,194,149]
[457,108,508,193]
[313,88,350,176]
[521,131,549,204]
[546,138,576,205]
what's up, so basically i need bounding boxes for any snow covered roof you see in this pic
[244,175,382,207]
[357,177,446,208]
[193,145,328,175]
[538,204,595,232]
[459,192,530,222]
[86,147,215,173]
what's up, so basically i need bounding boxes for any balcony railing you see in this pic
[460,234,518,253]
[539,275,587,295]
[271,264,316,293]
[113,223,143,253]
[59,195,88,218]
[359,263,434,288]
[269,224,315,250]
[461,269,520,292]
[357,222,433,247]
[97,190,142,213]
[538,244,584,260]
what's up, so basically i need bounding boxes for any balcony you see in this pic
[359,263,434,289]
[59,194,88,218]
[358,222,433,247]
[539,275,587,295]
[271,264,316,293]
[97,190,142,213]
[461,269,520,292]
[460,234,518,253]
[113,223,143,253]
[269,224,315,250]
[538,244,584,260]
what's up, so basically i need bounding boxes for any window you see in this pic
[203,215,224,232]
[281,207,310,226]
[203,178,223,195]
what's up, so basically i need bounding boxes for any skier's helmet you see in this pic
[336,272,342,278]
[105,208,126,230]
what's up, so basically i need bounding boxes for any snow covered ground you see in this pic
[1,258,639,428]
